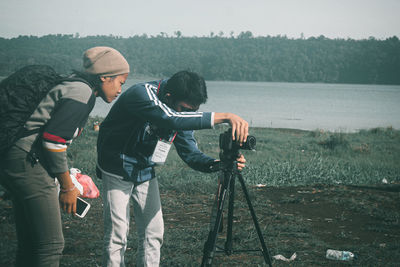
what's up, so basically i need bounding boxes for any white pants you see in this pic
[102,172,164,267]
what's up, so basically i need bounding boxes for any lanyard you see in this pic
[161,131,177,143]
[167,132,178,143]
[157,80,162,95]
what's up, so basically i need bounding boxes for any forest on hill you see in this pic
[0,33,399,84]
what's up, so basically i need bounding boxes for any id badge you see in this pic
[151,140,172,165]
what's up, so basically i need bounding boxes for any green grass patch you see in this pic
[69,119,400,189]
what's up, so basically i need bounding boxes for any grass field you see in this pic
[1,117,399,266]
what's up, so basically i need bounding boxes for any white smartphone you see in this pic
[75,197,90,218]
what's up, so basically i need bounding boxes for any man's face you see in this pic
[171,100,199,112]
[164,93,199,112]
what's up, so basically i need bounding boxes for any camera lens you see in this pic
[219,129,256,152]
[243,135,256,150]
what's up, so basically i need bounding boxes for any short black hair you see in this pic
[164,71,208,106]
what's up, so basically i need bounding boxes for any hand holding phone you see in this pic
[75,197,90,218]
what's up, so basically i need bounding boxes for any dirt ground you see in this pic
[1,183,399,266]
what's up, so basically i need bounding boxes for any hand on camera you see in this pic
[236,154,246,170]
[227,113,249,144]
[214,113,249,144]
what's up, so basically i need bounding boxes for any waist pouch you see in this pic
[121,153,155,183]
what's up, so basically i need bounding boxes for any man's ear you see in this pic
[164,93,172,103]
[100,76,109,82]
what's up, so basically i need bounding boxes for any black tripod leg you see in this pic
[201,171,232,267]
[237,172,273,267]
[208,176,223,233]
[225,175,235,255]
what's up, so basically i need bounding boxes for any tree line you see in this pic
[0,34,399,84]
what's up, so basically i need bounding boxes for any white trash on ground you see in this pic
[326,249,355,261]
[272,252,297,262]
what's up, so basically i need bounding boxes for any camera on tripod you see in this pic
[219,128,256,154]
[202,128,272,267]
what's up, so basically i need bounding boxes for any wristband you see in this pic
[60,185,76,193]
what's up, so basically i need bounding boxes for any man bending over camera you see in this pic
[96,70,248,267]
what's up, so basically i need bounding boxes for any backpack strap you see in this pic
[61,77,93,88]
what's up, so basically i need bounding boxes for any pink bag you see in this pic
[70,168,100,199]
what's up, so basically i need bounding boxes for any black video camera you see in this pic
[219,128,256,153]
[208,128,256,171]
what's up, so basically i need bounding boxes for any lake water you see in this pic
[91,79,400,132]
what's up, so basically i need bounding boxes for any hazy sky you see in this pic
[0,0,399,39]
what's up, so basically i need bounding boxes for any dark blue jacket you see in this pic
[97,79,215,183]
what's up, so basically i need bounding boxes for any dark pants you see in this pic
[0,145,64,267]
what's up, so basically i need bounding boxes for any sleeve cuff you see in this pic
[42,148,69,174]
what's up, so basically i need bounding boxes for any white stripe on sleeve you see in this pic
[144,83,203,118]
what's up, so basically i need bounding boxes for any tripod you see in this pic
[201,151,273,267]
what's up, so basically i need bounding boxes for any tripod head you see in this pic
[208,128,256,172]
[219,128,256,162]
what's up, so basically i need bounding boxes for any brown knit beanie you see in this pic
[83,46,130,76]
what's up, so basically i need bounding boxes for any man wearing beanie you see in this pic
[0,46,129,267]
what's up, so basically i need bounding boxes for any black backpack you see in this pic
[0,65,90,155]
